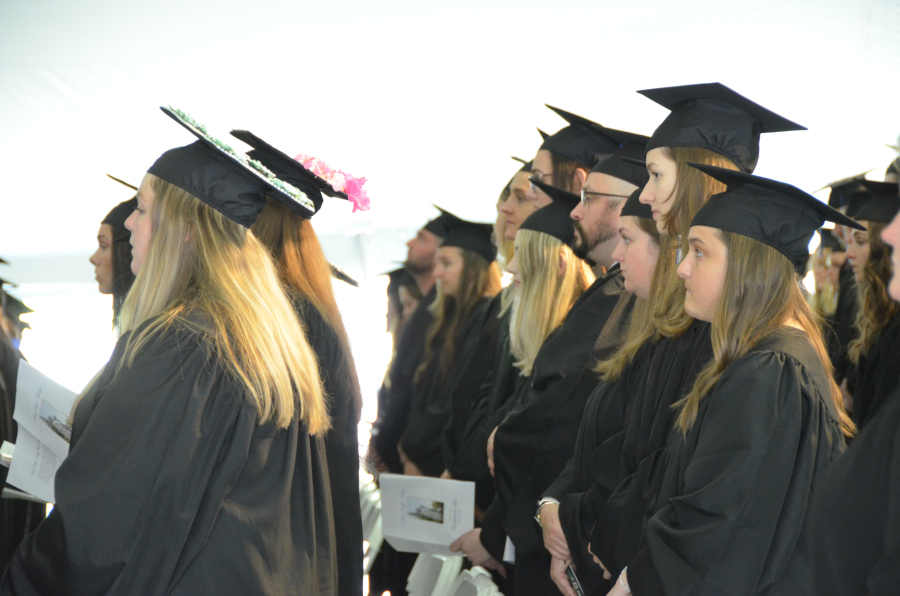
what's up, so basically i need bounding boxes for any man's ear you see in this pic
[572,168,589,192]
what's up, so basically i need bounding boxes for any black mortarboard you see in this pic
[818,228,846,253]
[537,129,550,142]
[101,198,138,242]
[230,129,349,217]
[853,180,900,224]
[106,174,138,191]
[589,128,651,188]
[329,264,359,287]
[540,106,621,168]
[435,207,496,263]
[423,214,449,238]
[0,278,16,289]
[529,178,580,209]
[620,186,653,219]
[384,267,418,292]
[639,83,806,173]
[155,107,317,225]
[821,173,870,210]
[887,158,899,177]
[519,201,577,247]
[0,256,8,265]
[688,163,864,272]
[3,293,34,330]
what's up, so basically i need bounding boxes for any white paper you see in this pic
[379,473,474,556]
[6,360,77,504]
[12,360,76,457]
[6,428,58,503]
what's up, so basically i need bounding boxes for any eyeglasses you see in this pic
[529,172,552,193]
[580,189,631,206]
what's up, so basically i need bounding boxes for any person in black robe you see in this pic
[238,128,368,596]
[609,164,856,596]
[0,310,44,574]
[841,183,900,429]
[807,382,900,595]
[369,215,445,475]
[1,114,339,595]
[399,209,502,477]
[452,181,633,595]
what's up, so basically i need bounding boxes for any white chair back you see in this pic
[406,554,464,596]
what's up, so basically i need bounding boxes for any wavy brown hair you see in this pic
[848,220,900,363]
[675,231,854,438]
[252,197,362,420]
[416,249,502,384]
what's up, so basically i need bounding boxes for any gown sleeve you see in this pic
[1,326,257,596]
[629,352,822,596]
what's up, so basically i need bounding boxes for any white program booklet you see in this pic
[379,473,475,556]
[6,360,77,504]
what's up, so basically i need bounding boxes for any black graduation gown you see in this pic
[481,270,632,596]
[807,382,900,596]
[0,335,44,572]
[441,294,503,475]
[370,287,436,473]
[627,329,846,596]
[1,316,337,596]
[827,260,858,380]
[588,321,713,576]
[447,291,519,511]
[541,338,658,594]
[400,297,498,477]
[846,311,900,429]
[294,298,363,596]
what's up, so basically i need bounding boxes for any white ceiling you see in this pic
[2,0,899,279]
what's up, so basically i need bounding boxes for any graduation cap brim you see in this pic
[529,178,580,208]
[638,84,806,133]
[639,83,805,173]
[537,129,550,141]
[107,174,138,191]
[3,293,34,318]
[0,278,18,288]
[159,107,316,219]
[688,163,864,271]
[433,206,496,263]
[330,263,359,287]
[230,129,349,218]
[620,186,653,219]
[519,200,577,246]
[0,256,7,265]
[540,105,620,167]
[853,180,900,223]
[815,171,875,193]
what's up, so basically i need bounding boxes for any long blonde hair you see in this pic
[251,196,362,419]
[416,249,502,384]
[848,220,899,363]
[675,231,854,437]
[509,230,595,376]
[118,175,328,433]
[595,215,661,381]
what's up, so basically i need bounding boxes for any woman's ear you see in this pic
[558,249,568,277]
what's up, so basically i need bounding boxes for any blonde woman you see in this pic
[3,127,336,594]
[612,165,857,596]
[399,209,502,478]
[843,181,900,428]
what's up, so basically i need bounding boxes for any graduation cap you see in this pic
[519,201,577,247]
[887,158,899,177]
[101,198,138,242]
[107,174,138,191]
[423,213,449,238]
[329,264,359,287]
[817,228,846,253]
[230,129,349,217]
[511,157,533,174]
[0,256,7,265]
[0,277,17,289]
[589,128,651,188]
[529,177,580,209]
[639,83,806,173]
[3,293,33,331]
[620,186,653,220]
[540,106,621,168]
[853,180,900,224]
[820,172,871,211]
[688,163,865,272]
[537,129,550,142]
[383,266,418,291]
[153,107,317,226]
[434,207,496,263]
